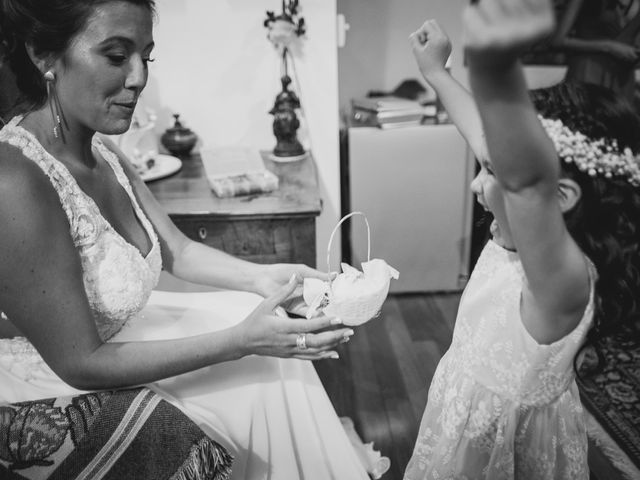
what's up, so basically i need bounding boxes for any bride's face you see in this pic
[53,1,155,135]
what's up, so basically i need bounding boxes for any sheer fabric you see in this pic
[404,240,594,480]
[0,118,369,479]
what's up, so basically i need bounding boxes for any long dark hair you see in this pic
[531,81,640,371]
[0,0,156,109]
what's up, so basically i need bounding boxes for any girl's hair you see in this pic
[0,0,156,109]
[530,81,640,369]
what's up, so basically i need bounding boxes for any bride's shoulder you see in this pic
[0,140,46,181]
[0,141,62,216]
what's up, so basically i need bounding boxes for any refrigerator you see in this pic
[344,124,475,293]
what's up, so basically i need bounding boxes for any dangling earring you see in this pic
[44,70,68,142]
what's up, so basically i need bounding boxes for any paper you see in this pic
[200,147,268,179]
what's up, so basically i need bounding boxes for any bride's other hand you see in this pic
[253,263,336,317]
[234,274,352,360]
[253,262,330,299]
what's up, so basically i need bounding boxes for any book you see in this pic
[200,147,279,198]
[352,95,424,113]
[351,97,437,129]
[379,120,425,129]
[352,107,435,128]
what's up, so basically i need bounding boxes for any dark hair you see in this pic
[0,0,156,108]
[530,81,640,370]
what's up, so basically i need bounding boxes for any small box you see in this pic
[201,147,279,198]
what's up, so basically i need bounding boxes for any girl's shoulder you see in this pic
[520,251,595,345]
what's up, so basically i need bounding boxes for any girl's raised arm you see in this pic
[410,20,487,161]
[465,0,591,342]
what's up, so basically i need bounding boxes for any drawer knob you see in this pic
[197,226,208,240]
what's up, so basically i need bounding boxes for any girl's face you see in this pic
[53,1,154,135]
[470,158,515,250]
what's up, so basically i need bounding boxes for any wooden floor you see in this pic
[314,291,462,480]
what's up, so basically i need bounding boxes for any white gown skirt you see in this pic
[0,290,369,480]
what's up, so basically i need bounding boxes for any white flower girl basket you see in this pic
[303,212,399,326]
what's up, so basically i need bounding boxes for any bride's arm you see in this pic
[0,146,348,390]
[100,136,330,298]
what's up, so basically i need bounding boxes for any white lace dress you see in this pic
[0,116,369,480]
[404,240,594,480]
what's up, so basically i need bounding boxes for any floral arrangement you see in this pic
[539,115,640,187]
[264,0,306,52]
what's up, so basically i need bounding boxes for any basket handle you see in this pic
[326,211,371,273]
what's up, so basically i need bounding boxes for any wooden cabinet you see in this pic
[344,125,474,292]
[148,151,322,267]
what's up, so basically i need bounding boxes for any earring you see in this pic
[44,70,68,141]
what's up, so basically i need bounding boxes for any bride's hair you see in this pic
[0,0,156,108]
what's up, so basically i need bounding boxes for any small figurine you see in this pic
[269,75,305,157]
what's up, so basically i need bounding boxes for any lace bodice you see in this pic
[0,116,162,342]
[404,240,595,479]
[449,240,596,406]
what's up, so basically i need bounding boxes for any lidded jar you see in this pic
[161,114,198,156]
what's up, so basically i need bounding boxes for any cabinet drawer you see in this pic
[172,215,317,267]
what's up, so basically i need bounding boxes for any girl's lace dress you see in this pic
[0,116,369,480]
[404,240,594,480]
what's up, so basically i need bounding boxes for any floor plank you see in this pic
[381,298,429,424]
[365,311,418,480]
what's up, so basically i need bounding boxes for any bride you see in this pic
[0,0,368,478]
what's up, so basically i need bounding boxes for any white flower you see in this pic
[267,18,297,49]
[539,115,640,187]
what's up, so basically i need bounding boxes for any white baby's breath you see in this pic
[539,115,640,187]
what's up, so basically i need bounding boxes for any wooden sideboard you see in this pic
[147,151,322,267]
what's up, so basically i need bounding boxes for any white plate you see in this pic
[140,154,182,182]
[268,151,309,163]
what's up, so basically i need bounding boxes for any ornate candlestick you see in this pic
[269,73,304,157]
[264,1,306,158]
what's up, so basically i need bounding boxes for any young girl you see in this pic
[405,0,640,478]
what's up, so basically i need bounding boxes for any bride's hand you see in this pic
[234,274,352,360]
[252,263,332,317]
[253,263,330,297]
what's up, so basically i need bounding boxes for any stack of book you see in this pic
[351,96,436,129]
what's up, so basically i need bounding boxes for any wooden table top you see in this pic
[147,151,322,219]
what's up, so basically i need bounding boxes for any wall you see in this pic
[338,0,466,110]
[146,0,341,270]
[337,0,566,112]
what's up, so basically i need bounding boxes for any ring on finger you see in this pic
[296,333,308,350]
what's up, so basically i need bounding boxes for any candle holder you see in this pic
[264,1,306,158]
[270,74,305,158]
